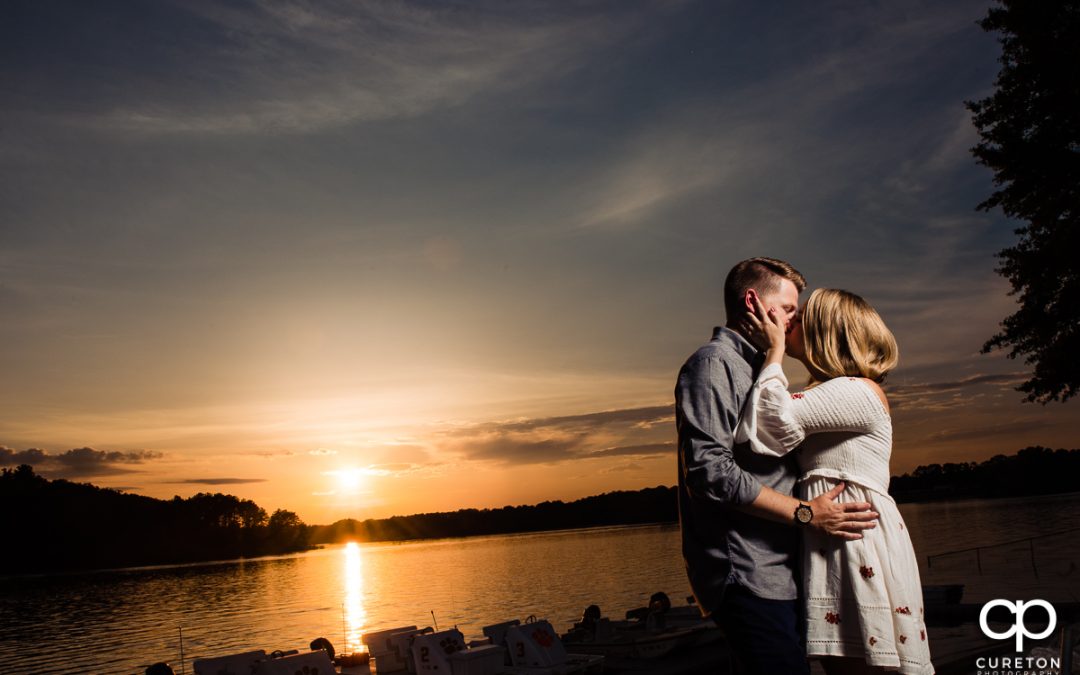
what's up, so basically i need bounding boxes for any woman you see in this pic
[736,288,933,675]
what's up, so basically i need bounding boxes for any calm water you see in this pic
[1,493,1078,674]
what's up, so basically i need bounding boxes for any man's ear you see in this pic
[744,289,759,312]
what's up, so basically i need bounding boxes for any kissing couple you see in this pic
[675,257,933,674]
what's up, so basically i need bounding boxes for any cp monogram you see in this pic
[978,599,1057,652]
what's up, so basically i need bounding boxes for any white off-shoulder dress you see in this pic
[735,363,934,674]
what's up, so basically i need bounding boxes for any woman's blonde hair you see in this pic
[801,288,898,383]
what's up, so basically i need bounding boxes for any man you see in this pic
[675,257,878,674]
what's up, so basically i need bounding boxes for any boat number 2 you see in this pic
[420,646,430,663]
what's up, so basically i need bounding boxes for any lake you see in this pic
[2,492,1078,674]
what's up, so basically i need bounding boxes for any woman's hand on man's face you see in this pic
[743,295,787,354]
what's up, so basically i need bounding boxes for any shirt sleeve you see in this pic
[675,355,763,506]
[736,363,884,457]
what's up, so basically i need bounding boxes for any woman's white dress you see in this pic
[736,363,934,674]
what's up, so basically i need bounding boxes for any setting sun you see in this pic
[333,468,368,495]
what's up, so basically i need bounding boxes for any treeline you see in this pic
[310,485,677,544]
[888,446,1080,503]
[312,447,1080,544]
[0,465,311,575]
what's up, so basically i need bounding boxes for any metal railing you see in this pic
[926,526,1080,577]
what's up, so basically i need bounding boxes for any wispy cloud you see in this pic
[890,372,1028,411]
[450,406,672,436]
[246,449,298,458]
[605,462,646,473]
[168,477,269,485]
[923,419,1053,444]
[587,442,673,458]
[437,405,672,466]
[42,1,665,136]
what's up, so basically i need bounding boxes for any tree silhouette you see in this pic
[0,467,311,574]
[967,0,1080,402]
[268,508,307,549]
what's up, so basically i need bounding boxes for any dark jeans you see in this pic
[713,584,809,675]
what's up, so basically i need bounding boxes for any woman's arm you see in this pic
[735,364,806,456]
[735,297,804,456]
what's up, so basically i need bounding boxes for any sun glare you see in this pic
[335,468,367,494]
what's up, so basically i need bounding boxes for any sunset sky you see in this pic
[3,0,1077,524]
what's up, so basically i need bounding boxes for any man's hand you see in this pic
[808,482,878,540]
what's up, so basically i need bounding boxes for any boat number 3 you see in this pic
[516,642,526,658]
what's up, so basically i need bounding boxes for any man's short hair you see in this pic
[723,257,807,321]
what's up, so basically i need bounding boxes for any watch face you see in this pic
[796,505,813,524]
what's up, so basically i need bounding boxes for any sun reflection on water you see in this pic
[344,541,368,654]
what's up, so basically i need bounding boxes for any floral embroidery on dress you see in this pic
[920,630,926,641]
[895,606,911,615]
[825,612,841,625]
[792,392,805,399]
[868,636,877,647]
[899,635,907,644]
[859,565,875,580]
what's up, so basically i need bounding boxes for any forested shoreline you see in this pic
[887,446,1080,503]
[3,446,1076,573]
[0,465,311,575]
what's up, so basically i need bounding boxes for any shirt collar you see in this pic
[712,326,761,367]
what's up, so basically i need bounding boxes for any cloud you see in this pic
[246,449,298,458]
[371,444,432,466]
[568,2,985,231]
[368,463,422,474]
[889,372,1028,410]
[453,406,673,436]
[25,1,662,136]
[587,442,674,458]
[0,446,164,478]
[457,434,587,465]
[0,447,48,465]
[894,373,1027,395]
[923,420,1049,444]
[243,447,338,458]
[437,405,672,466]
[605,462,646,473]
[169,477,269,485]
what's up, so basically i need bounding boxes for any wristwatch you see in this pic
[794,502,813,525]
